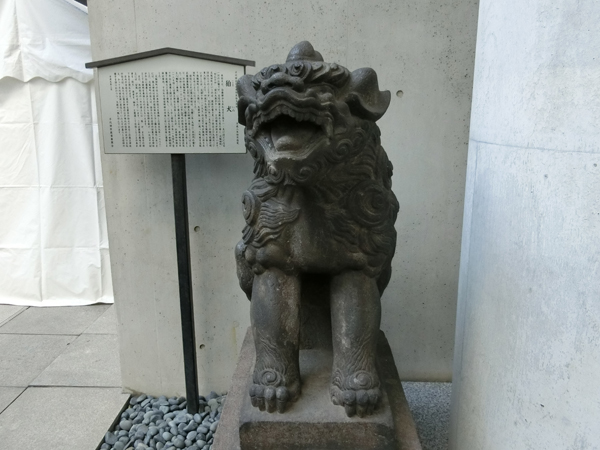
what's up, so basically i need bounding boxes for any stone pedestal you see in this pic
[213,329,421,450]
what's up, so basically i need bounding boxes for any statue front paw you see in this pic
[330,369,380,417]
[250,369,300,413]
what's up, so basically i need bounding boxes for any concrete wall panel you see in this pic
[89,0,479,394]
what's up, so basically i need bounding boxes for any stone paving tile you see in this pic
[32,334,121,387]
[0,387,24,414]
[403,382,452,450]
[0,334,75,387]
[0,305,27,326]
[84,304,118,335]
[0,304,110,335]
[0,387,129,450]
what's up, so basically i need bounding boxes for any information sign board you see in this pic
[95,53,246,154]
[87,49,254,413]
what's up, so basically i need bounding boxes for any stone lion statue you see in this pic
[235,41,398,418]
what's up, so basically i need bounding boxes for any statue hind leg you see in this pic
[330,270,381,417]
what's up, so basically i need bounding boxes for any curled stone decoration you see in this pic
[288,160,323,184]
[348,370,375,390]
[242,190,259,225]
[347,180,393,228]
[325,138,354,164]
[288,61,308,77]
[265,164,286,185]
[257,369,283,387]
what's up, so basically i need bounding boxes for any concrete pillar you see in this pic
[450,1,600,449]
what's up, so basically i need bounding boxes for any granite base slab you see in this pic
[213,328,421,450]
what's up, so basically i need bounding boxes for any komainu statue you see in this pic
[235,42,398,418]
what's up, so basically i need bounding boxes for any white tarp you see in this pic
[0,0,92,82]
[0,0,113,306]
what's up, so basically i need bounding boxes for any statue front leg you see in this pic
[250,267,301,413]
[330,270,381,417]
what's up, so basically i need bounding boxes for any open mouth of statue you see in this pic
[254,105,331,158]
[249,92,333,157]
[267,115,322,152]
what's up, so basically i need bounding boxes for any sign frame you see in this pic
[87,49,254,414]
[87,48,254,155]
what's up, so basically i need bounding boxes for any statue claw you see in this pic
[249,380,299,414]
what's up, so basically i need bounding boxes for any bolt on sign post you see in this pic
[87,48,254,414]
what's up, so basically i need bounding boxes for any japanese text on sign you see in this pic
[97,54,245,154]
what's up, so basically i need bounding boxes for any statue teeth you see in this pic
[253,102,327,130]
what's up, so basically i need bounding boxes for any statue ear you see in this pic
[236,75,256,125]
[342,68,391,122]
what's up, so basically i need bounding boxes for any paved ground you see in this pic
[0,303,129,450]
[403,382,452,450]
[0,303,451,450]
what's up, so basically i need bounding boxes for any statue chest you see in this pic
[248,192,368,273]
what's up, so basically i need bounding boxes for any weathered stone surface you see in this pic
[213,329,421,450]
[235,41,399,418]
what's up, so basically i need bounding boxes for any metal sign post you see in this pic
[171,153,199,413]
[87,49,254,414]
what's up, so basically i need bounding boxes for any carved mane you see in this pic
[237,41,398,289]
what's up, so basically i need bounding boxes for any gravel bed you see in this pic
[100,391,226,450]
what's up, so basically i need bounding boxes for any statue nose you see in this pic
[261,72,304,93]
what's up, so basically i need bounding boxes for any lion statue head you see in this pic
[236,41,398,292]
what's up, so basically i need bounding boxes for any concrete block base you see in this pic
[214,329,421,450]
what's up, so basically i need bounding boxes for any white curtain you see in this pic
[0,0,113,306]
